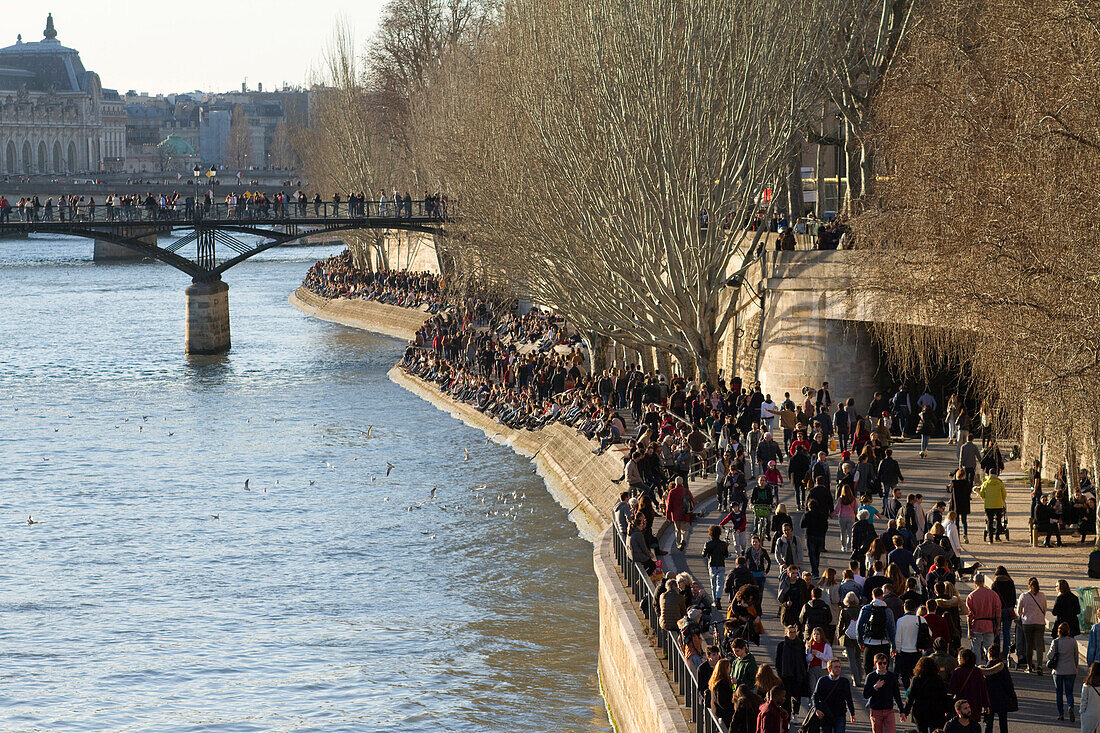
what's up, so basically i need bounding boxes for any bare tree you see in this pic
[434,0,834,381]
[853,0,1100,536]
[823,0,915,210]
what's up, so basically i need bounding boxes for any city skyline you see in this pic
[1,2,387,96]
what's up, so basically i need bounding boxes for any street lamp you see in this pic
[192,165,201,220]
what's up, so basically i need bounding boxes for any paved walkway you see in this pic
[660,433,1095,733]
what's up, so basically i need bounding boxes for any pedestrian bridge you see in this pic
[0,200,451,354]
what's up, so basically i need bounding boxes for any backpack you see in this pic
[1089,550,1100,580]
[916,617,933,651]
[867,605,888,639]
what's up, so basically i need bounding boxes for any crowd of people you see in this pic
[0,189,450,223]
[301,252,446,311]
[300,252,1100,733]
[608,382,1100,733]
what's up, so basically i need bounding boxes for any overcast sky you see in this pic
[3,2,387,95]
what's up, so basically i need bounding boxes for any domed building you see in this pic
[0,14,124,175]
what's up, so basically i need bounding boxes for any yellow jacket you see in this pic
[979,475,1007,509]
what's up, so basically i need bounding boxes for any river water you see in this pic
[0,236,610,732]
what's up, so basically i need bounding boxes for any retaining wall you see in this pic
[289,289,690,733]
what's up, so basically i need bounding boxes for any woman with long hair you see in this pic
[1016,576,1049,674]
[1050,621,1082,721]
[1055,580,1083,637]
[1080,662,1100,733]
[904,655,950,733]
[935,581,964,652]
[709,658,735,726]
[730,682,763,733]
[833,484,858,553]
[755,663,782,698]
[837,591,865,686]
[949,469,973,542]
[864,537,887,573]
[819,567,842,638]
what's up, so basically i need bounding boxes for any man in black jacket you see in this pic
[775,625,810,714]
[877,449,904,503]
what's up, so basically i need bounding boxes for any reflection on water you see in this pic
[0,236,610,732]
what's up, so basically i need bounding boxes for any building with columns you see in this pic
[0,14,119,175]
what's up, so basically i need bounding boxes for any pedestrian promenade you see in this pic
[661,434,1094,733]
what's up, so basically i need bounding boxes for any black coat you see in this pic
[852,520,878,555]
[1053,592,1082,636]
[904,673,950,729]
[775,637,810,698]
[981,663,1018,713]
[949,479,973,516]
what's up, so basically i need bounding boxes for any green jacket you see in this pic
[731,651,758,689]
[979,475,1007,509]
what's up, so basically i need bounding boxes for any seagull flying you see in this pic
[385,462,395,477]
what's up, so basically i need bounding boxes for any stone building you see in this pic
[0,14,117,175]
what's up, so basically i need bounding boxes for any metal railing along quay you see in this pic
[611,524,726,733]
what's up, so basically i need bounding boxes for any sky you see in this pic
[2,1,388,95]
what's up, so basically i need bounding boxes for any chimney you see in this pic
[257,82,262,92]
[241,81,246,93]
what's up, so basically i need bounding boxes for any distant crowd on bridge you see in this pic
[0,189,450,224]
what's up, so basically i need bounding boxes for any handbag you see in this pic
[1047,642,1060,670]
[799,677,839,733]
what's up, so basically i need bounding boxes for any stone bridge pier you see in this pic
[185,278,231,355]
[748,251,881,408]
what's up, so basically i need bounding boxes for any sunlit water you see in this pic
[0,236,609,732]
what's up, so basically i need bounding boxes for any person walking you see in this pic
[857,586,896,677]
[756,687,790,733]
[944,700,982,733]
[1087,609,1100,667]
[990,567,1016,657]
[979,646,1017,733]
[710,658,735,727]
[978,471,1007,543]
[811,658,857,733]
[915,405,937,458]
[949,649,991,723]
[1055,580,1083,638]
[863,653,905,733]
[949,468,973,543]
[1080,662,1100,733]
[664,475,695,551]
[775,625,810,715]
[1017,577,1049,674]
[959,436,981,489]
[904,656,950,733]
[1050,621,1082,721]
[702,525,730,609]
[838,592,865,686]
[965,574,1002,665]
[801,499,830,576]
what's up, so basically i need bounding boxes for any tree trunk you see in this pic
[588,334,610,374]
[655,350,672,380]
[786,142,805,221]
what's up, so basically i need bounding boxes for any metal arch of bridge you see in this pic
[0,202,451,282]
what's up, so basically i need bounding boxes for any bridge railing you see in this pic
[0,198,452,225]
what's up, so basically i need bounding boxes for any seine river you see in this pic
[0,236,610,732]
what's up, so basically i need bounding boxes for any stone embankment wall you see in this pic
[289,289,689,733]
[288,287,430,342]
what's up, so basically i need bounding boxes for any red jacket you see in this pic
[665,483,695,522]
[756,700,790,733]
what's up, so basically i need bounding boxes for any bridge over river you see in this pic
[0,200,450,354]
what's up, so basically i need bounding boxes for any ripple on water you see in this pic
[0,242,609,732]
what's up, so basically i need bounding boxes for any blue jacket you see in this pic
[857,600,896,645]
[1088,622,1100,666]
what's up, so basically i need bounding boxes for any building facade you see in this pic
[0,14,119,175]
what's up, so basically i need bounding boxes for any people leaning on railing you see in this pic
[0,190,452,223]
